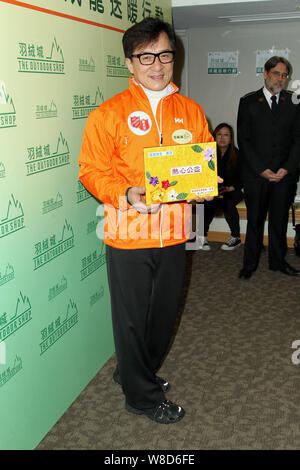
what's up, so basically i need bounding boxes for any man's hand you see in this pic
[260,169,278,181]
[260,168,288,182]
[127,187,161,214]
[275,168,288,180]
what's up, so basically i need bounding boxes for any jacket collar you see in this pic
[257,87,288,115]
[258,87,288,104]
[128,76,178,102]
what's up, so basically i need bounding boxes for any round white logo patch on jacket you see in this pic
[172,129,192,144]
[128,111,152,136]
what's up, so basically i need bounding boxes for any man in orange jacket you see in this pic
[79,17,215,424]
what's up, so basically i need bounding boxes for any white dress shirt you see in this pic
[263,86,279,108]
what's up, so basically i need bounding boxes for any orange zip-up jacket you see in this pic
[78,77,213,249]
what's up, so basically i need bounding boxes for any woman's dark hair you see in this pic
[264,56,291,76]
[213,123,237,169]
[122,17,176,58]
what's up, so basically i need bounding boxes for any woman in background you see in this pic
[198,123,243,251]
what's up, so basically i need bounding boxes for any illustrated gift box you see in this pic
[144,141,218,205]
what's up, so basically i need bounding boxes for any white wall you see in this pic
[175,20,300,235]
[187,20,300,138]
[174,29,189,97]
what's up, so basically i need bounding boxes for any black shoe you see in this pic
[125,399,185,424]
[270,262,300,277]
[238,268,253,279]
[113,370,170,393]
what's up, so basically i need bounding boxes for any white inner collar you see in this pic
[141,84,173,116]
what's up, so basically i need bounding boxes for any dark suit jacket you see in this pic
[237,88,300,181]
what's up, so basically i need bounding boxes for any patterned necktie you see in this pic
[271,95,277,112]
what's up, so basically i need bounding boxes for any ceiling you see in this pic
[172,0,300,29]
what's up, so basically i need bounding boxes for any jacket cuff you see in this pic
[125,187,132,206]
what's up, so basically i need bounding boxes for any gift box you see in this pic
[144,141,218,204]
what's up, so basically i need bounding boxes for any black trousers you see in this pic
[243,176,296,270]
[106,243,186,410]
[204,190,243,237]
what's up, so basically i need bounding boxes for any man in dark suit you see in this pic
[237,56,300,279]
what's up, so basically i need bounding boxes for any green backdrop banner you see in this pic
[0,0,171,450]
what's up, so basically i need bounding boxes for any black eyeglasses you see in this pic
[130,50,175,65]
[270,71,289,79]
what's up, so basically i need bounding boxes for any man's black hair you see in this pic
[264,56,291,76]
[122,17,176,58]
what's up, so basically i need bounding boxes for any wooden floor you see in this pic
[206,202,300,248]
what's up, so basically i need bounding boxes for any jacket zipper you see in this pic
[155,99,164,247]
[152,98,164,147]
